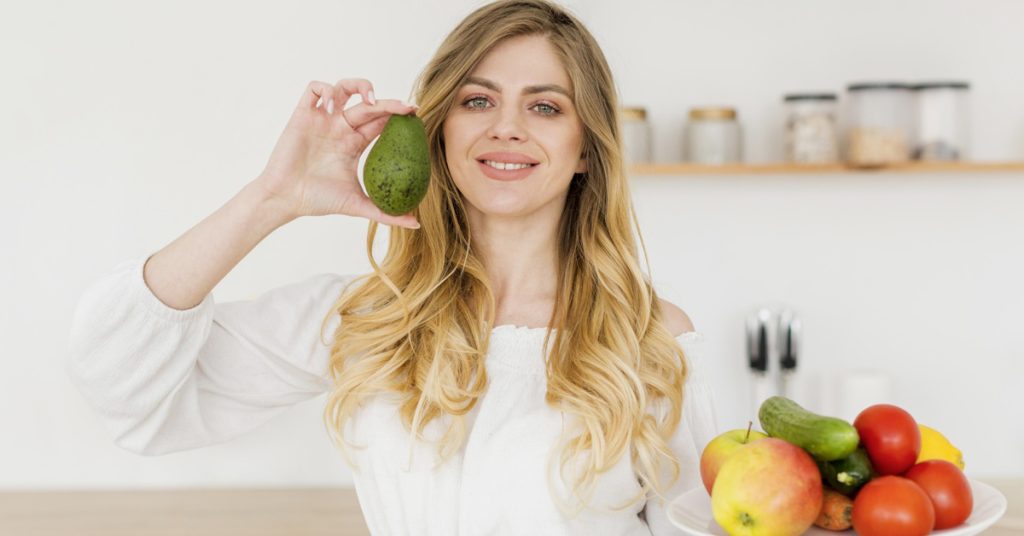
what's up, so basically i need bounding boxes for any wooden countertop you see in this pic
[1,479,1020,535]
[0,488,370,536]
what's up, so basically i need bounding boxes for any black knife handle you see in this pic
[778,311,800,371]
[747,310,770,372]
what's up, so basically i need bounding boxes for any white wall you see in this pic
[2,0,1021,490]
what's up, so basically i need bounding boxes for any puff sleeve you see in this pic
[66,255,358,455]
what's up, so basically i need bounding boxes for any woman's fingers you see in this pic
[376,211,421,230]
[332,78,375,112]
[296,78,377,117]
[344,100,418,131]
[298,80,333,111]
[295,78,417,133]
[354,115,391,141]
[347,195,420,229]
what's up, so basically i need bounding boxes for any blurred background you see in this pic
[2,0,1022,533]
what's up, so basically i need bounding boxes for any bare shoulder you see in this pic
[657,298,696,337]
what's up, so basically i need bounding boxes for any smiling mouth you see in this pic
[478,159,539,170]
[475,159,539,181]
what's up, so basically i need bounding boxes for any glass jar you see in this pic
[783,93,839,164]
[911,81,970,161]
[686,106,741,164]
[845,82,913,167]
[620,107,652,164]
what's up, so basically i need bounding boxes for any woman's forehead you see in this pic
[467,35,573,92]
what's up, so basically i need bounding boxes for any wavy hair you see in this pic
[321,0,690,517]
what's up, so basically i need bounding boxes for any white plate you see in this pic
[667,479,1007,536]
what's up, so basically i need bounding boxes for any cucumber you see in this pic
[817,447,875,496]
[758,396,859,461]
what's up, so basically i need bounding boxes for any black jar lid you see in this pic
[783,93,837,101]
[910,81,970,90]
[847,82,912,91]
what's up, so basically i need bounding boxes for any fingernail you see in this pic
[326,99,334,114]
[368,91,376,105]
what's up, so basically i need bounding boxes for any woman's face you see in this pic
[443,34,587,220]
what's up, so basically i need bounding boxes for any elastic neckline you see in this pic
[491,324,554,333]
[486,328,705,375]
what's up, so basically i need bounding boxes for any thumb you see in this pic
[347,195,421,229]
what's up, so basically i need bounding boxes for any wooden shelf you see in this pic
[629,161,1024,175]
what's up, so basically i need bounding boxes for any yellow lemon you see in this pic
[917,424,965,470]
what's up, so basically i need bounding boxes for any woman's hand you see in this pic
[254,78,421,228]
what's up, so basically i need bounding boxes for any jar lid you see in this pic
[910,81,970,90]
[847,82,912,91]
[620,107,647,120]
[783,93,837,101]
[689,107,737,120]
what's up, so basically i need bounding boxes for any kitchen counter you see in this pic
[0,479,1020,535]
[986,477,1024,535]
[0,488,370,536]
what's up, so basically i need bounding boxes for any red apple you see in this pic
[700,427,769,495]
[711,438,824,536]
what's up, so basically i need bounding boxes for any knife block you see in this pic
[745,305,809,419]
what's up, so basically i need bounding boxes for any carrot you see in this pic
[814,488,854,531]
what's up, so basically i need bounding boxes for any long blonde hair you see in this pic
[321,0,689,516]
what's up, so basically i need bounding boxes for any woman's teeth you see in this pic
[482,160,536,170]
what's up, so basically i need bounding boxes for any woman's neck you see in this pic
[469,209,561,327]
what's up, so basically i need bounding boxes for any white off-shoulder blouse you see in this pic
[67,256,720,535]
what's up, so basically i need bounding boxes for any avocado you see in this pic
[362,114,430,216]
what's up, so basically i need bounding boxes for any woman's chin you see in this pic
[478,206,530,219]
[466,196,533,219]
[468,202,536,221]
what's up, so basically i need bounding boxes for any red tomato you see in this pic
[852,476,936,536]
[905,460,974,529]
[854,404,921,475]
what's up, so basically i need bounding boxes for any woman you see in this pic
[68,1,719,534]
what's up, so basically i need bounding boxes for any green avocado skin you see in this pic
[363,114,430,216]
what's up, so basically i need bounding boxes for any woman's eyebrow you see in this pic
[463,76,570,97]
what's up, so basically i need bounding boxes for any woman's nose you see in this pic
[486,107,528,142]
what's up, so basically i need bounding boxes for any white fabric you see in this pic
[67,255,721,535]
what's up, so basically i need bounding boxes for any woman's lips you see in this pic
[476,160,539,181]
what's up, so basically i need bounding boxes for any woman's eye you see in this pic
[534,103,560,116]
[464,96,490,109]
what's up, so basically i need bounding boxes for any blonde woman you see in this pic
[68,0,719,534]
